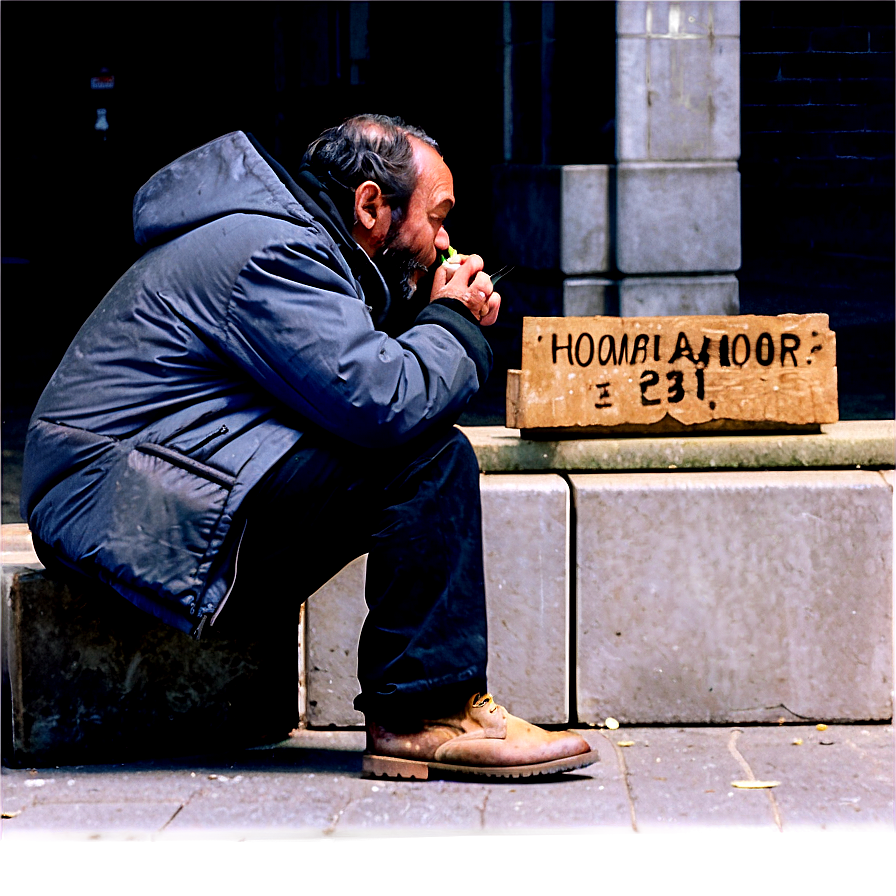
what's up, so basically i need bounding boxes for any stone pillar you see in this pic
[615,1,741,316]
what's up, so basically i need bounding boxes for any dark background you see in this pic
[1,1,893,522]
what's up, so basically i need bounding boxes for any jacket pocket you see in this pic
[96,443,235,613]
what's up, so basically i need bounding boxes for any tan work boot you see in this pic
[362,692,599,780]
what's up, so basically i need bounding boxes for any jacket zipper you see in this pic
[191,425,229,453]
[190,519,247,640]
[209,518,248,627]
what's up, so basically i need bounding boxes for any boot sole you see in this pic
[361,748,600,781]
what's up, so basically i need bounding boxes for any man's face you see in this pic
[376,139,454,299]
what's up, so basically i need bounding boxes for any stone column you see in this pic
[615,1,741,315]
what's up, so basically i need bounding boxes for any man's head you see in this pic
[303,114,454,299]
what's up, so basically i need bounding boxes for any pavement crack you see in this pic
[609,737,639,833]
[159,803,184,832]
[478,787,491,828]
[323,793,354,836]
[727,728,783,831]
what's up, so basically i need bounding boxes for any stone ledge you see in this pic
[462,421,895,473]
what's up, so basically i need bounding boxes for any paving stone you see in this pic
[617,36,740,161]
[165,776,360,832]
[572,470,893,725]
[482,731,631,830]
[619,274,739,316]
[616,162,741,273]
[0,768,204,807]
[305,475,572,726]
[731,724,895,830]
[612,726,777,830]
[337,779,487,831]
[2,800,182,834]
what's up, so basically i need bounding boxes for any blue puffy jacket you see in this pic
[21,131,491,637]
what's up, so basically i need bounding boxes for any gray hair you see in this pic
[302,114,441,220]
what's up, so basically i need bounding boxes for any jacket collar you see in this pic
[244,134,393,325]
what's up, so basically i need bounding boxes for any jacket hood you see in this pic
[133,131,309,246]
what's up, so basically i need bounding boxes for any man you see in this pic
[21,114,597,779]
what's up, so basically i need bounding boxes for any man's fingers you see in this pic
[479,292,501,327]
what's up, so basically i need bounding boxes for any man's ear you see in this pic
[352,181,391,256]
[354,181,387,230]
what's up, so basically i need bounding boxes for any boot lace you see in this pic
[473,692,499,713]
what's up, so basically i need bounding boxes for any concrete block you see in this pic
[616,161,741,273]
[619,274,739,316]
[618,2,740,38]
[561,166,612,275]
[562,278,616,317]
[617,35,740,161]
[479,474,570,723]
[491,164,611,274]
[571,470,893,725]
[1,565,301,766]
[304,474,572,726]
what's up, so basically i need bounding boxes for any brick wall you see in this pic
[739,1,894,419]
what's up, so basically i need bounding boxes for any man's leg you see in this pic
[233,424,597,780]
[231,425,488,718]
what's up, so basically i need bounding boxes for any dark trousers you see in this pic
[229,425,488,724]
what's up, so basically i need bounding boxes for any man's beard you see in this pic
[374,224,429,304]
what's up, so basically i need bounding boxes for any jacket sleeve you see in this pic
[221,237,492,447]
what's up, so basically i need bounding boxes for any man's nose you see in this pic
[435,227,450,251]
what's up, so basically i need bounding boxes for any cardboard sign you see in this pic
[506,314,838,435]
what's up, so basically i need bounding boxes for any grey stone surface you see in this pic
[561,166,611,275]
[562,278,615,317]
[619,274,739,316]
[616,162,741,273]
[463,421,896,474]
[731,725,896,829]
[3,725,889,839]
[571,470,893,725]
[616,727,773,829]
[479,474,570,723]
[481,731,629,829]
[617,35,740,162]
[304,475,572,726]
[617,1,740,38]
[490,164,611,274]
[2,800,184,833]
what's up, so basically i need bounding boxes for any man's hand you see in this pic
[431,254,501,327]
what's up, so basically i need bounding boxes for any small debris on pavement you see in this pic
[617,740,636,747]
[605,717,620,729]
[731,780,781,789]
[816,723,828,731]
[792,737,803,745]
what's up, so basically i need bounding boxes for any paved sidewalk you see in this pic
[2,724,892,840]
